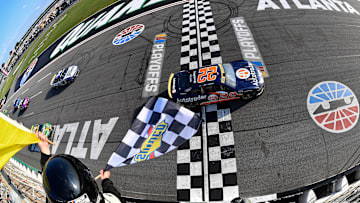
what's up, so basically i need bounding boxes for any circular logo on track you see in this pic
[307,81,359,133]
[20,58,38,86]
[236,68,250,79]
[112,24,145,46]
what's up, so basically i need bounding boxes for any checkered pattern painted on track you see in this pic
[180,0,222,70]
[176,0,239,202]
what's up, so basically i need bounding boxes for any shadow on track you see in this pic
[226,96,258,113]
[17,109,27,117]
[45,85,70,100]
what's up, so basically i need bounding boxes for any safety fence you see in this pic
[3,158,45,202]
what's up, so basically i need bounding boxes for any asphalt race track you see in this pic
[4,0,360,201]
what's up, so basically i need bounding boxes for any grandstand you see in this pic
[2,158,45,202]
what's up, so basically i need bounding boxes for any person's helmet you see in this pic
[42,154,100,203]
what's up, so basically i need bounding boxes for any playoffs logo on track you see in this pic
[307,81,359,133]
[112,24,144,45]
[20,58,38,86]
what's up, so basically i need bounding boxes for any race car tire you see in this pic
[242,91,255,100]
[257,85,265,96]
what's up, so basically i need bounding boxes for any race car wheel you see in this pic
[257,85,265,96]
[242,91,255,100]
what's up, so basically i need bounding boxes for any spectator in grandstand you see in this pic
[36,131,122,203]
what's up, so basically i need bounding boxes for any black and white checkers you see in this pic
[180,0,222,71]
[177,116,204,202]
[206,104,239,201]
[106,97,201,170]
[177,0,239,202]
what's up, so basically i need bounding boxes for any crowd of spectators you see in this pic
[0,178,11,203]
[1,0,78,77]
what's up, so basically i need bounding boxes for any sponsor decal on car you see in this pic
[177,95,207,103]
[208,94,219,101]
[236,68,250,79]
[133,120,168,162]
[248,65,259,87]
[112,24,145,45]
[202,92,241,105]
[142,33,166,98]
[20,58,38,86]
[231,17,269,77]
[307,81,359,133]
[257,0,360,15]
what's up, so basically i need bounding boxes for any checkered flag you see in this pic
[105,97,202,170]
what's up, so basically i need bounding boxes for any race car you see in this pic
[28,123,55,152]
[168,60,265,106]
[14,99,21,109]
[50,65,80,88]
[20,97,30,111]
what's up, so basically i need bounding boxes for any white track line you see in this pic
[30,91,42,100]
[22,112,34,118]
[37,72,52,83]
[21,88,29,95]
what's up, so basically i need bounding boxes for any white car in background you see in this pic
[50,65,80,88]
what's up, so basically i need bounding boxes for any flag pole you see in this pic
[47,140,56,145]
[94,174,101,180]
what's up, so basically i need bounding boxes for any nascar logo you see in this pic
[133,120,168,162]
[112,24,145,46]
[307,81,359,133]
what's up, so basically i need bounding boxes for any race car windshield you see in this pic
[53,69,66,83]
[223,64,236,89]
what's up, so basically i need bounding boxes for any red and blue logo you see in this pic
[154,34,166,44]
[307,81,359,133]
[112,24,145,46]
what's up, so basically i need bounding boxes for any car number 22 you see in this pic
[197,66,217,83]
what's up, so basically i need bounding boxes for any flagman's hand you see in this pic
[36,131,50,155]
[99,169,110,180]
